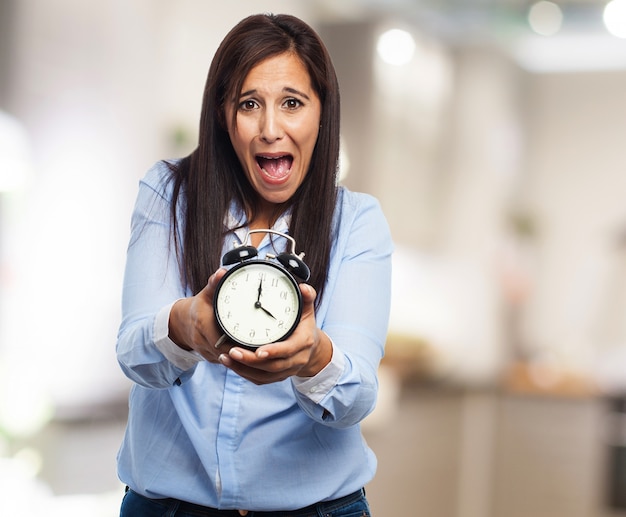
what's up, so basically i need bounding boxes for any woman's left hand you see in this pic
[218,283,333,384]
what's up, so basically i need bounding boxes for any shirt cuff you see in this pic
[292,341,345,403]
[154,301,203,371]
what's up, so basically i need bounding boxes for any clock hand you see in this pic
[254,299,276,319]
[260,306,276,320]
[254,279,276,318]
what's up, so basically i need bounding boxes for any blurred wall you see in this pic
[520,69,626,379]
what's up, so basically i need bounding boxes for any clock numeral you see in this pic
[229,280,237,290]
[249,329,256,339]
[223,295,231,304]
[265,328,271,337]
[279,291,288,300]
[284,306,291,314]
[278,320,285,329]
[257,272,266,281]
[233,323,239,332]
[271,278,279,287]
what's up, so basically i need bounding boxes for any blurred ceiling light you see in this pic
[528,1,563,36]
[377,28,415,66]
[604,0,626,38]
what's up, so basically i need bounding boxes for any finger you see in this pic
[204,268,228,299]
[229,346,286,366]
[228,346,297,375]
[219,353,286,384]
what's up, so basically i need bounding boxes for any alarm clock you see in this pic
[213,229,310,349]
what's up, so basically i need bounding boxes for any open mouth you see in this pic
[256,154,294,180]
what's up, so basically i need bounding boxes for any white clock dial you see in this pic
[214,260,302,348]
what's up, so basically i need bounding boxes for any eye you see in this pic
[283,98,302,110]
[239,99,258,111]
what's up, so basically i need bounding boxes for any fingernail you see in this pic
[229,348,243,360]
[219,354,229,364]
[257,349,269,359]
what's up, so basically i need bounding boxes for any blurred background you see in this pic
[1,0,626,515]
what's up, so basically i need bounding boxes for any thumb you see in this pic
[300,283,317,307]
[204,268,227,299]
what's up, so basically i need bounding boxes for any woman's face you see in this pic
[225,52,322,216]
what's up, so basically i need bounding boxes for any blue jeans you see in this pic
[120,488,371,517]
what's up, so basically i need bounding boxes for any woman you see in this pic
[117,13,393,516]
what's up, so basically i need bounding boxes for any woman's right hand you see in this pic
[167,268,230,363]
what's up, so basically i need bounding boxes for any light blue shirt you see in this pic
[116,160,393,511]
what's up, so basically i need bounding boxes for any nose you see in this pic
[259,109,284,143]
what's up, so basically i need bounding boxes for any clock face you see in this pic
[214,260,303,348]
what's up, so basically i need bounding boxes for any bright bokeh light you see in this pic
[528,1,563,36]
[377,28,416,66]
[604,0,626,38]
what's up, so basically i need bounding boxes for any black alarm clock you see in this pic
[213,229,310,349]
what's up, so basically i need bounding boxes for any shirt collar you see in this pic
[225,202,292,248]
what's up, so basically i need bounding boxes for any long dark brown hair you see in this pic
[167,13,341,302]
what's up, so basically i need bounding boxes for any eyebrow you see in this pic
[238,87,311,101]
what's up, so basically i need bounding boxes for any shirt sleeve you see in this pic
[292,190,393,427]
[291,341,345,403]
[154,301,204,371]
[116,162,198,388]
